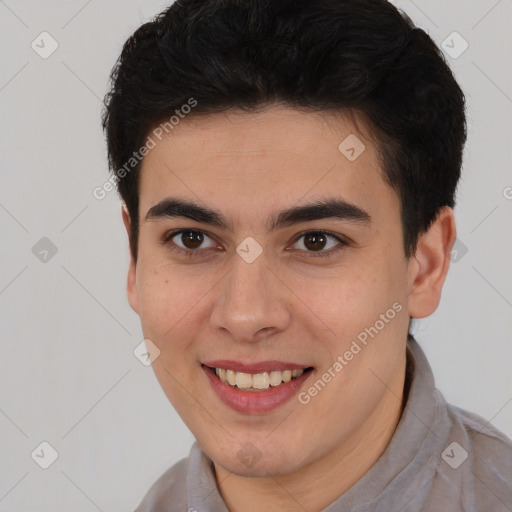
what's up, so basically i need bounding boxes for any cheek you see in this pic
[135,264,205,399]
[316,265,392,319]
[135,261,204,342]
[306,256,408,350]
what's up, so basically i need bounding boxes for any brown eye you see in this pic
[292,231,347,257]
[303,232,328,251]
[166,229,217,254]
[180,230,204,249]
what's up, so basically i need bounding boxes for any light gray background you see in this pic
[0,0,511,510]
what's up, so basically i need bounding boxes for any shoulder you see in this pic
[448,402,512,466]
[445,401,512,509]
[134,456,190,512]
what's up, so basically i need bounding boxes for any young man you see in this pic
[102,0,512,510]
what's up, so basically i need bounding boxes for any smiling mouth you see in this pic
[204,365,314,392]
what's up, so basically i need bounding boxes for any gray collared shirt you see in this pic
[134,338,512,511]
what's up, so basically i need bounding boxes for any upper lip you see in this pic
[202,360,312,374]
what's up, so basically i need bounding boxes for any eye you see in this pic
[291,231,347,257]
[164,229,218,256]
[163,229,347,259]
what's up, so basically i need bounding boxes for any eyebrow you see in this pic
[145,197,371,232]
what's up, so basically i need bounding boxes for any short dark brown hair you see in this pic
[102,0,466,261]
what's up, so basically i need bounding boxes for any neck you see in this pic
[214,353,408,512]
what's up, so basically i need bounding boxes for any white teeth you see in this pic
[235,372,252,389]
[269,370,283,386]
[213,367,306,390]
[252,372,270,389]
[226,369,236,386]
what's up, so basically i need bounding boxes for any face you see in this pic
[125,106,421,478]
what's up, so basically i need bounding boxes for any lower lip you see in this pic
[202,365,313,414]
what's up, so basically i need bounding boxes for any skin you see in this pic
[122,106,456,511]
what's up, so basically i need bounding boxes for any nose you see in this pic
[210,253,292,345]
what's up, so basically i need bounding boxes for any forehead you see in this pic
[138,106,398,227]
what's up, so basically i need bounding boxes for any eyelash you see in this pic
[162,229,348,259]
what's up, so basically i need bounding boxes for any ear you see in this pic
[407,206,456,318]
[122,204,139,314]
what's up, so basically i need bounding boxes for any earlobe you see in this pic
[122,204,139,314]
[407,207,456,318]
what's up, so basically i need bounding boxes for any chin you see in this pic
[207,442,307,478]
